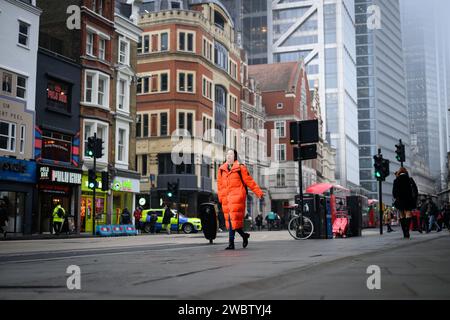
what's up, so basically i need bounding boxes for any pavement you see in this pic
[0,227,449,300]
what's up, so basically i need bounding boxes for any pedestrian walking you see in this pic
[392,167,418,239]
[443,202,450,232]
[0,199,8,238]
[120,208,132,225]
[133,206,142,233]
[383,206,394,233]
[255,214,263,231]
[419,200,429,233]
[217,149,264,250]
[426,197,441,233]
[52,202,65,235]
[162,203,172,235]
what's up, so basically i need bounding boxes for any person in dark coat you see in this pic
[162,203,172,234]
[443,202,450,232]
[120,208,132,225]
[392,167,417,239]
[255,214,263,231]
[426,198,441,233]
[419,200,429,233]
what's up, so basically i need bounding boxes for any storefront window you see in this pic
[47,78,70,113]
[0,191,25,234]
[41,130,72,163]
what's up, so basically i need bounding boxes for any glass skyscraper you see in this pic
[268,0,360,189]
[355,0,409,203]
[401,0,450,192]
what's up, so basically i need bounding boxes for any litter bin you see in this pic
[199,202,218,244]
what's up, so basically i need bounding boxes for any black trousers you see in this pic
[400,218,411,238]
[420,216,429,232]
[53,222,62,234]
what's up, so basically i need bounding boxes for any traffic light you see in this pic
[101,171,109,191]
[167,181,179,199]
[167,182,173,198]
[395,140,405,163]
[88,169,97,189]
[381,159,390,180]
[94,138,104,159]
[86,137,96,157]
[373,155,390,181]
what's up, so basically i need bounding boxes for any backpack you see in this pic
[57,207,64,218]
[237,165,248,195]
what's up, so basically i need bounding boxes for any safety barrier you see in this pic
[96,224,137,237]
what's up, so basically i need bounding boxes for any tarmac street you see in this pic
[0,228,449,299]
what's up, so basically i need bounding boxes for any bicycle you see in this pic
[287,208,314,240]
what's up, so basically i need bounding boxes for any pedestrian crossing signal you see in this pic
[87,137,95,157]
[88,169,97,189]
[373,155,389,182]
[395,140,405,163]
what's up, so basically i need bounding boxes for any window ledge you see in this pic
[116,109,130,117]
[17,43,30,51]
[81,102,110,111]
[176,90,195,94]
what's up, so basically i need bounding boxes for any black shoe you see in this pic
[243,233,250,248]
[225,242,235,250]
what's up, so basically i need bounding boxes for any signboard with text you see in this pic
[38,165,82,185]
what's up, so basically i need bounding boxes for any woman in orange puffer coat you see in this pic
[218,149,264,250]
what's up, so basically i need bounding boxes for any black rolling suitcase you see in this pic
[199,203,218,244]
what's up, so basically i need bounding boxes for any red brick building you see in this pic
[249,61,318,217]
[136,1,242,215]
[37,0,141,233]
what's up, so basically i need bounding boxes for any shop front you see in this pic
[37,164,82,233]
[0,157,36,235]
[81,173,107,233]
[111,175,140,224]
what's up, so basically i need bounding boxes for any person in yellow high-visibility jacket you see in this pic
[52,204,65,235]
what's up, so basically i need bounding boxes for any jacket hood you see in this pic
[219,160,241,172]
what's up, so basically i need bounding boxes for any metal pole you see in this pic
[379,180,383,235]
[177,178,180,234]
[378,148,383,235]
[92,132,96,236]
[399,139,404,168]
[298,142,303,219]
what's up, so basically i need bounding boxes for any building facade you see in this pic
[136,0,243,216]
[221,0,269,65]
[249,61,317,219]
[239,50,270,219]
[355,0,409,204]
[267,0,359,190]
[0,0,41,235]
[34,48,82,234]
[37,0,141,233]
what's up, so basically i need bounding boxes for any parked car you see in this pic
[140,209,202,234]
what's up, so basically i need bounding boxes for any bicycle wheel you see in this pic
[288,216,314,240]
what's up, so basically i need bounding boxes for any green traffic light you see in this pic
[88,150,93,156]
[375,172,381,178]
[89,182,95,188]
[167,192,173,197]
